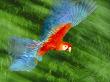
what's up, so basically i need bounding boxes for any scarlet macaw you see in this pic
[9,0,96,71]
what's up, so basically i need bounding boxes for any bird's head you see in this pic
[57,42,72,52]
[62,42,72,52]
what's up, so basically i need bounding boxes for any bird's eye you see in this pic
[65,45,67,47]
[63,45,68,50]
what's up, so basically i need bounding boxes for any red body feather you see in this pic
[38,23,72,56]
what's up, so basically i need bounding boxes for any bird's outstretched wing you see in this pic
[9,37,42,71]
[10,54,37,71]
[43,23,72,43]
[8,37,37,56]
[9,52,42,71]
[41,0,96,40]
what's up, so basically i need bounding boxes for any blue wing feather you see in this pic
[41,0,96,40]
[9,37,36,57]
[10,55,37,71]
[9,37,42,71]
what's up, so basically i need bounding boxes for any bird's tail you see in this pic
[43,0,96,29]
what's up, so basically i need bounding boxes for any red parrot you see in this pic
[9,0,96,71]
[38,23,72,56]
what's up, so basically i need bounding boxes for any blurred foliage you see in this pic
[0,0,110,82]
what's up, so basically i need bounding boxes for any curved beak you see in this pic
[68,47,71,52]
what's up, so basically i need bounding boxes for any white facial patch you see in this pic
[62,45,68,50]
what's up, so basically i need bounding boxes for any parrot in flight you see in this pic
[9,0,96,71]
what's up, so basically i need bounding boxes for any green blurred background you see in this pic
[0,0,110,82]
